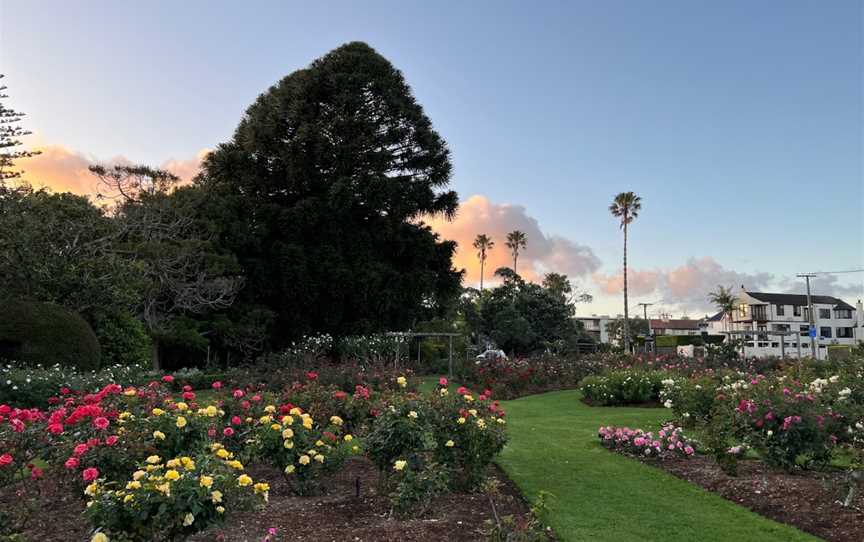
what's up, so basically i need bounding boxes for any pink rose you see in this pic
[233,390,245,399]
[82,467,99,481]
[0,453,12,468]
[223,427,235,437]
[64,456,80,469]
[105,435,119,446]
[212,381,223,389]
[231,416,242,426]
[162,375,174,383]
[93,417,109,430]
[30,466,43,479]
[48,423,64,435]
[208,428,217,438]
[73,443,89,456]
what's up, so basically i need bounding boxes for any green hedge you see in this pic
[0,299,101,370]
[654,334,725,348]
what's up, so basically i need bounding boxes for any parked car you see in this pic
[475,349,508,363]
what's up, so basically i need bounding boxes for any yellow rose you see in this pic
[457,417,466,424]
[468,409,478,416]
[126,480,142,490]
[237,474,253,486]
[216,449,230,459]
[302,418,313,430]
[216,506,225,514]
[282,428,294,439]
[298,455,311,465]
[284,464,295,474]
[396,376,407,388]
[445,440,455,447]
[440,388,449,396]
[270,423,282,431]
[181,457,196,470]
[211,490,223,503]
[254,482,270,493]
[166,459,180,468]
[153,430,166,440]
[315,440,325,447]
[119,411,132,420]
[165,469,180,481]
[464,394,474,402]
[146,455,162,464]
[183,513,195,526]
[155,483,171,495]
[408,411,418,419]
[314,454,325,463]
[289,407,302,416]
[281,415,294,425]
[329,415,343,426]
[264,405,276,413]
[259,415,272,424]
[175,416,187,428]
[176,402,188,411]
[227,460,244,470]
[283,440,294,449]
[151,408,165,416]
[123,494,134,503]
[91,533,109,542]
[123,388,137,397]
[84,482,99,496]
[393,460,407,471]
[205,405,218,417]
[199,475,213,488]
[343,434,353,442]
[132,470,146,481]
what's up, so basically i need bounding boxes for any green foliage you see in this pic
[654,335,724,348]
[0,362,150,407]
[390,462,451,517]
[0,299,101,370]
[197,41,462,348]
[659,375,718,424]
[93,311,151,367]
[475,271,587,355]
[579,369,668,406]
[605,318,649,344]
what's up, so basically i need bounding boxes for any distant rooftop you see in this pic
[746,291,855,310]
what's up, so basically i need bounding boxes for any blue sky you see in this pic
[1,0,862,315]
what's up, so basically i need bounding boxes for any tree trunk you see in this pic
[513,254,518,275]
[480,257,484,291]
[623,222,630,353]
[151,337,161,371]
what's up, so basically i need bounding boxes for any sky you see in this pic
[1,0,862,317]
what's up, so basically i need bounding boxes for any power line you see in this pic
[799,269,864,275]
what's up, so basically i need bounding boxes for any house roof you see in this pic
[705,311,725,322]
[650,319,700,330]
[746,292,855,311]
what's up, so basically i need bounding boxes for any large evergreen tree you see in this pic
[198,42,462,345]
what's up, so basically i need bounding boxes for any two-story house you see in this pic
[574,315,612,344]
[708,288,860,359]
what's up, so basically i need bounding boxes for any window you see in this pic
[776,304,785,316]
[837,327,854,338]
[771,342,779,348]
[799,325,809,337]
[793,305,801,316]
[820,327,832,338]
[819,308,831,319]
[835,309,852,319]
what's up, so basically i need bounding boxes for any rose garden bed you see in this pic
[0,458,544,542]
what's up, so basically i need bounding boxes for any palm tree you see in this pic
[609,192,642,353]
[708,285,737,331]
[505,230,527,275]
[472,234,495,290]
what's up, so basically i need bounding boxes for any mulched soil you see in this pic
[189,458,544,542]
[641,453,864,542]
[0,458,545,542]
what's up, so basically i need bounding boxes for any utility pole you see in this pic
[797,273,817,360]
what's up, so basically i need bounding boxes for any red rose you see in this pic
[162,375,174,383]
[182,391,195,401]
[48,423,64,435]
[231,416,242,426]
[30,466,43,479]
[241,400,251,410]
[251,394,262,402]
[73,443,89,456]
[64,456,80,469]
[0,453,12,468]
[105,435,119,446]
[306,371,319,381]
[82,467,99,481]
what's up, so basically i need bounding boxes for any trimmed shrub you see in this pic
[579,369,668,406]
[0,299,100,370]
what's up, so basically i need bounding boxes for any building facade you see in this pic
[649,318,701,336]
[574,315,612,344]
[704,288,861,359]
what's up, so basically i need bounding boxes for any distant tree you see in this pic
[505,230,527,275]
[90,165,243,369]
[473,234,494,291]
[605,317,650,346]
[0,75,40,182]
[609,191,642,352]
[708,285,737,331]
[197,42,462,346]
[542,272,594,305]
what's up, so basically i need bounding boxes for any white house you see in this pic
[705,288,861,359]
[649,318,701,336]
[574,315,612,344]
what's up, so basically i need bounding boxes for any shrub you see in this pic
[659,375,719,424]
[464,355,602,400]
[93,311,151,367]
[597,423,697,458]
[579,370,668,406]
[85,451,267,541]
[389,460,450,517]
[0,299,101,370]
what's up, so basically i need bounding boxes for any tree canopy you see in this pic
[197,42,463,346]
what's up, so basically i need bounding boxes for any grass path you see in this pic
[495,390,820,542]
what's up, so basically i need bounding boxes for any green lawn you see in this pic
[496,390,820,542]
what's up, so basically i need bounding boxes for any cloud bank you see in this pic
[428,195,601,285]
[18,144,208,197]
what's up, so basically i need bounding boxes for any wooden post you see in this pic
[780,334,785,360]
[448,335,454,380]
